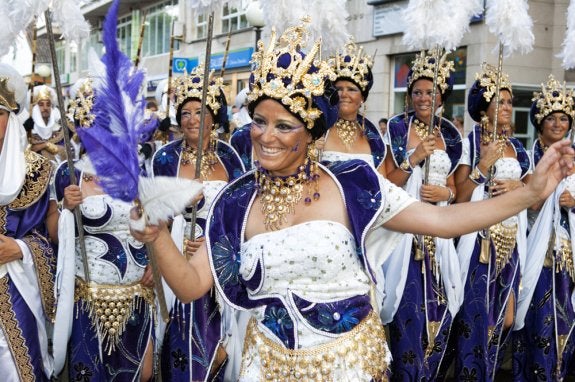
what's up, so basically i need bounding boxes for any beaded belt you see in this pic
[240,310,389,381]
[490,222,518,275]
[544,235,575,282]
[74,278,155,354]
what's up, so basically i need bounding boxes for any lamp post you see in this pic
[245,0,264,50]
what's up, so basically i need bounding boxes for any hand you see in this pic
[420,184,450,203]
[158,117,172,132]
[411,131,438,165]
[129,207,162,243]
[478,141,503,172]
[559,190,575,208]
[490,179,523,197]
[23,117,34,132]
[63,185,83,210]
[0,235,23,265]
[527,139,575,201]
[184,237,205,258]
[140,265,155,288]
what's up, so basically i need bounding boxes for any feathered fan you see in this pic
[77,0,202,224]
[558,0,575,69]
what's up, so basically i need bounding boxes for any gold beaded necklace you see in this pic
[180,140,218,179]
[334,118,362,149]
[255,158,320,231]
[412,118,432,140]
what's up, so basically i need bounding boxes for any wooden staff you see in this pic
[188,12,215,253]
[44,10,91,284]
[219,27,232,78]
[133,11,147,68]
[28,21,38,118]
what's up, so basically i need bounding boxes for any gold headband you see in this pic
[0,77,17,111]
[532,75,574,124]
[330,40,373,93]
[34,86,53,104]
[172,65,224,116]
[247,17,336,130]
[408,48,454,95]
[475,62,513,103]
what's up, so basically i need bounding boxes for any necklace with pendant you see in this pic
[180,140,218,179]
[335,118,362,149]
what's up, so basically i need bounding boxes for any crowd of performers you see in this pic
[2,9,575,382]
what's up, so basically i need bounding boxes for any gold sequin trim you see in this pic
[240,310,389,381]
[0,276,36,382]
[23,233,56,323]
[0,205,6,235]
[74,278,155,355]
[9,151,52,210]
[490,222,517,275]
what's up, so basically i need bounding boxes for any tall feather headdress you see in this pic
[485,0,534,57]
[558,0,575,69]
[77,0,202,224]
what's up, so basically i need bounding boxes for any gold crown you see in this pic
[408,48,454,95]
[0,77,17,111]
[69,79,95,128]
[329,39,373,93]
[476,63,513,103]
[247,18,336,130]
[34,85,54,104]
[532,75,575,124]
[172,65,224,116]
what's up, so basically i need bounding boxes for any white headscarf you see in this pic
[32,103,61,140]
[0,106,27,205]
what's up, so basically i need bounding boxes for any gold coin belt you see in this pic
[240,310,389,381]
[490,222,518,275]
[335,118,362,149]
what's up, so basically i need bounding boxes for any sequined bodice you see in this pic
[425,149,451,187]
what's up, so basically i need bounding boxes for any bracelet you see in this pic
[468,167,487,185]
[446,187,455,204]
[399,156,413,174]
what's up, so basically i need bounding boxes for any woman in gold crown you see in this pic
[381,49,463,381]
[131,21,575,381]
[319,40,386,174]
[0,64,55,380]
[452,64,531,381]
[151,66,244,381]
[512,75,575,381]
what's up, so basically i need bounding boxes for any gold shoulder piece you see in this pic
[9,151,53,210]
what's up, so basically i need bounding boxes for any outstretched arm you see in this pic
[132,220,214,303]
[385,139,574,238]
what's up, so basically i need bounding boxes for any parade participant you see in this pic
[0,64,55,381]
[131,20,574,382]
[513,75,575,381]
[382,49,462,380]
[230,88,255,170]
[152,65,244,381]
[321,39,386,172]
[452,63,531,381]
[26,85,66,162]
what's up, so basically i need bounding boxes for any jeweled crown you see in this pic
[329,40,373,93]
[69,79,95,128]
[172,65,224,116]
[476,63,512,103]
[407,48,454,95]
[34,85,54,104]
[0,77,17,111]
[532,75,574,124]
[247,18,337,130]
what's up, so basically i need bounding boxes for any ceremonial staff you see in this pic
[133,11,147,68]
[44,10,91,284]
[188,12,215,251]
[28,20,38,121]
[219,27,232,78]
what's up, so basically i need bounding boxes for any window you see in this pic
[196,12,207,39]
[143,0,179,57]
[55,40,65,74]
[117,14,133,57]
[511,87,538,148]
[392,47,468,122]
[80,31,104,71]
[222,0,248,33]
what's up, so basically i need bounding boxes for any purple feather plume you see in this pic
[77,0,155,202]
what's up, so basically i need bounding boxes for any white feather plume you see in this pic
[259,0,349,56]
[558,0,575,69]
[0,0,39,57]
[52,0,91,44]
[445,0,483,51]
[187,0,241,17]
[485,0,534,57]
[138,176,203,225]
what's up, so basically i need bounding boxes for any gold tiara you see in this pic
[532,75,574,124]
[329,40,373,93]
[476,62,512,103]
[69,79,95,128]
[34,85,54,104]
[172,65,224,116]
[247,18,336,130]
[0,77,17,111]
[408,48,454,95]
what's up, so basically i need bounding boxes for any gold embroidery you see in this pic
[75,278,155,355]
[23,233,56,322]
[9,151,52,210]
[0,276,36,381]
[0,205,6,235]
[556,238,574,282]
[240,310,389,381]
